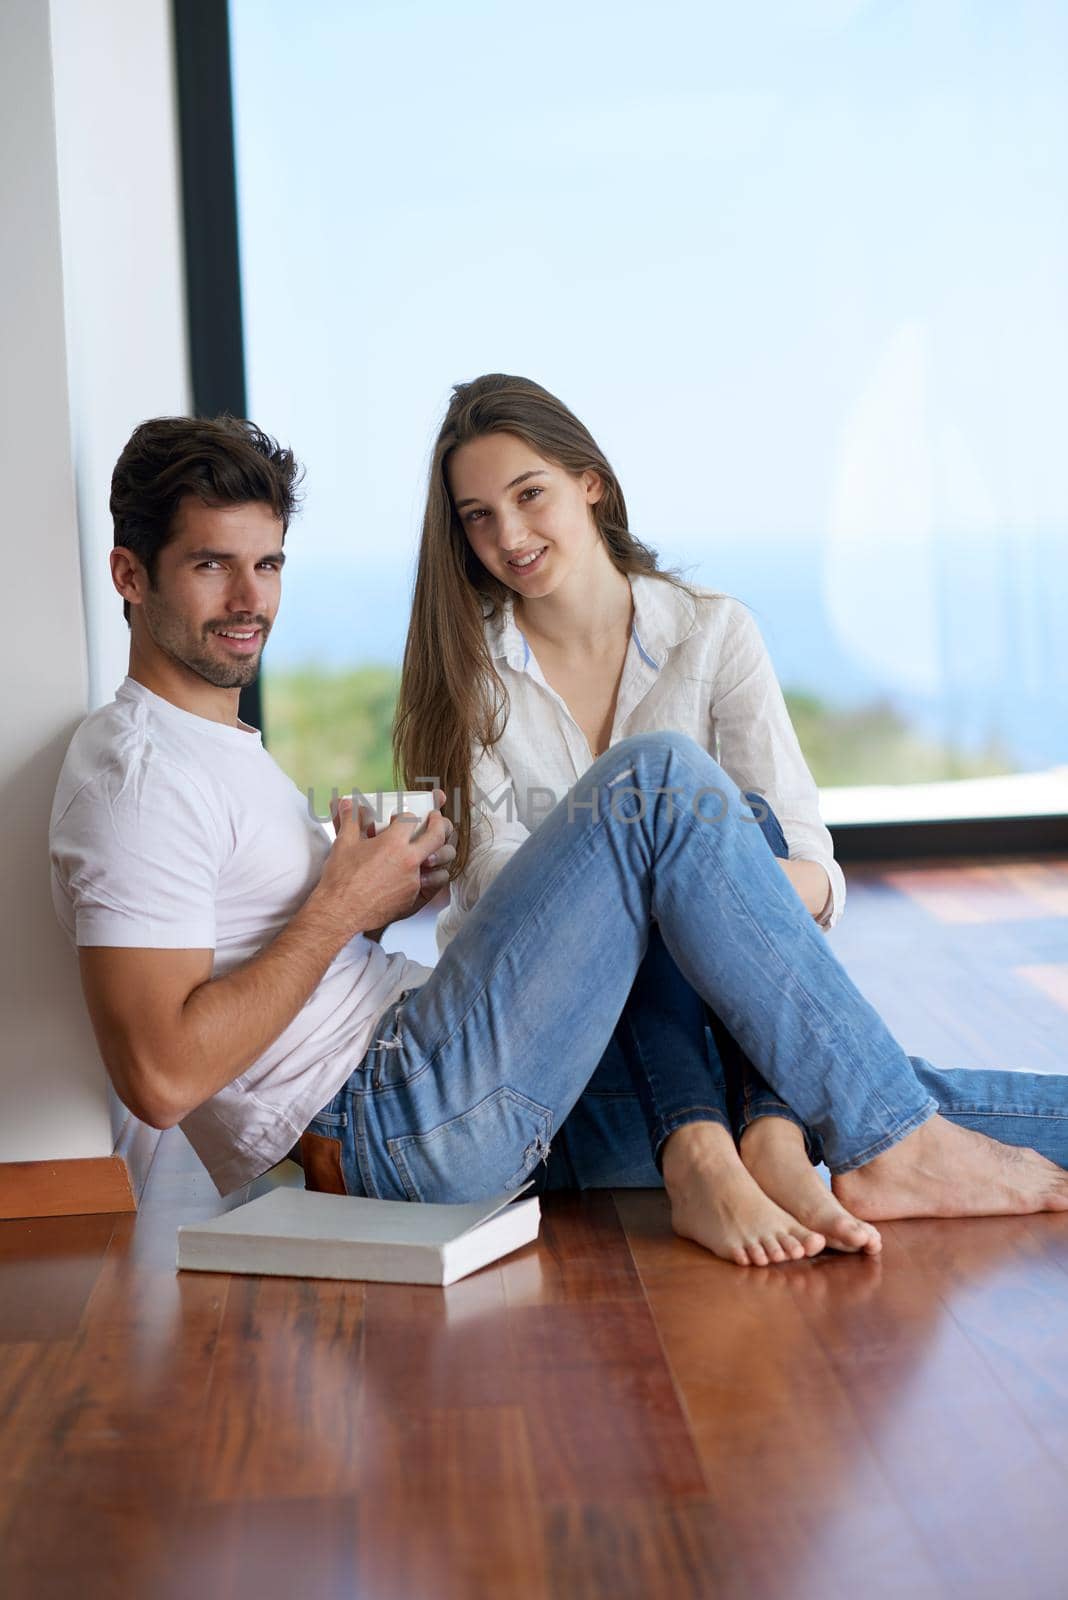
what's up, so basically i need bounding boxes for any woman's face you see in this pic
[447,432,603,601]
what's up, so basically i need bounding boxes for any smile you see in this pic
[213,628,263,654]
[506,545,548,575]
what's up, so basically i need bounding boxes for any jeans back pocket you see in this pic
[386,1086,552,1205]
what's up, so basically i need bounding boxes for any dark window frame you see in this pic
[172,0,1067,862]
[173,0,260,732]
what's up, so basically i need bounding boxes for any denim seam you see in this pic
[738,1100,808,1132]
[657,1105,731,1124]
[941,1107,1068,1119]
[583,1090,649,1100]
[352,1092,380,1198]
[618,1005,664,1152]
[827,1097,939,1174]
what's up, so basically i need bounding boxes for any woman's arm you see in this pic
[709,600,846,931]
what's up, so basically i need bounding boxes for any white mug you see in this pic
[325,789,438,838]
[369,790,438,826]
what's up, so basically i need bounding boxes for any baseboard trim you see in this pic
[0,1154,138,1220]
[114,1113,163,1205]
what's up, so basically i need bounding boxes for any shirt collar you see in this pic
[486,572,701,674]
[485,599,529,671]
[116,676,264,748]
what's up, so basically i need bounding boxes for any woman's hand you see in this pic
[411,790,457,912]
[776,858,832,924]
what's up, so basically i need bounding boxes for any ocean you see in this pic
[263,531,1068,771]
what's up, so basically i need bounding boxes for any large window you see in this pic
[229,0,1068,825]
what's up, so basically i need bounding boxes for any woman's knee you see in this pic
[611,730,722,788]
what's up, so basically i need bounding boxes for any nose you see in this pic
[496,506,527,552]
[225,567,267,617]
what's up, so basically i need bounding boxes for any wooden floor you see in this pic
[2,855,1068,1600]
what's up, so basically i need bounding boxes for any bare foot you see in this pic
[833,1114,1068,1222]
[740,1116,882,1256]
[661,1121,826,1267]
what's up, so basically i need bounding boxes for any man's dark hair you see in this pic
[110,415,302,623]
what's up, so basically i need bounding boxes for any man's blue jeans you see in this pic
[307,733,1068,1202]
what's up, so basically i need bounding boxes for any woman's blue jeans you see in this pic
[307,733,1068,1202]
[596,788,824,1187]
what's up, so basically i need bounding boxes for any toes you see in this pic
[831,1215,882,1254]
[780,1232,808,1261]
[762,1236,789,1264]
[747,1242,770,1267]
[800,1229,826,1259]
[732,1246,751,1267]
[825,1226,863,1254]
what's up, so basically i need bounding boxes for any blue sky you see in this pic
[229,0,1068,730]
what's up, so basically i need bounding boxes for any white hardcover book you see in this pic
[176,1184,540,1287]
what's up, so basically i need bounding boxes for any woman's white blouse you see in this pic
[436,573,846,952]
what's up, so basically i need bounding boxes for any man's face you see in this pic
[136,497,284,689]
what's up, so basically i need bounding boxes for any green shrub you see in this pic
[261,663,1016,803]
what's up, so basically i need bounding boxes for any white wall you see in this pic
[0,0,190,1161]
[51,0,191,712]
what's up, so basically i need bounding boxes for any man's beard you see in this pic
[142,592,270,689]
[180,638,265,690]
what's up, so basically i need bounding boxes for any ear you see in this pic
[110,547,149,612]
[583,470,605,506]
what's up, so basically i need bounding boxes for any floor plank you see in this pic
[196,1273,366,1503]
[0,1212,115,1341]
[792,1217,1068,1598]
[613,1191,946,1599]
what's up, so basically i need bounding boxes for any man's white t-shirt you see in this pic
[49,678,432,1194]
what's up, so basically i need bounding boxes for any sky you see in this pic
[229,0,1068,749]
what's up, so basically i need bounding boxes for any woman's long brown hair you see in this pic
[393,373,701,878]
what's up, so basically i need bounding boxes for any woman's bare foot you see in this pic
[739,1116,882,1255]
[833,1114,1068,1222]
[661,1121,826,1266]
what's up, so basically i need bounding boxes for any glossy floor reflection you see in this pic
[2,854,1067,1599]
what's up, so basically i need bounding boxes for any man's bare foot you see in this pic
[833,1114,1068,1222]
[661,1121,826,1266]
[739,1116,882,1256]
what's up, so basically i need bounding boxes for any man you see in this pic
[50,417,1068,1268]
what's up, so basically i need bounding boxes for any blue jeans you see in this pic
[596,789,821,1182]
[307,733,1068,1201]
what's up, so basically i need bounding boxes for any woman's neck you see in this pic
[516,544,633,655]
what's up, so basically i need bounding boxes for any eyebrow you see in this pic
[185,548,287,566]
[454,469,548,510]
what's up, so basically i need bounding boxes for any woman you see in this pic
[392,373,1062,1265]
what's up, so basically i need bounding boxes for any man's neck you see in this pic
[127,641,243,728]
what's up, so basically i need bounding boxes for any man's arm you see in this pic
[79,797,453,1130]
